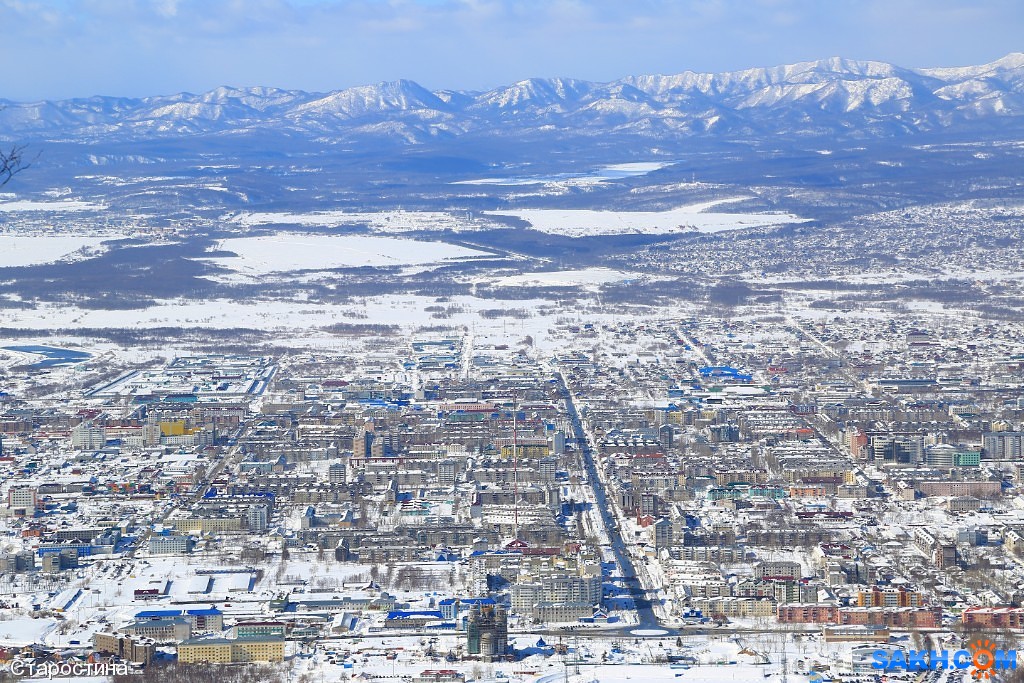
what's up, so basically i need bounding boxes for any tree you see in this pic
[0,144,30,186]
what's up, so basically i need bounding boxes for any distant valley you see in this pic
[0,54,1023,355]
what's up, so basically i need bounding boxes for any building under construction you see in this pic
[465,603,508,661]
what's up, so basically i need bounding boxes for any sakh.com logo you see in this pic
[871,638,1017,679]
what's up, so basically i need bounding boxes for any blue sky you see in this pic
[2,0,1022,100]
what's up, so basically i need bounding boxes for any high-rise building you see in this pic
[438,460,459,486]
[7,486,37,512]
[354,423,374,460]
[538,457,558,482]
[984,432,1024,459]
[653,518,674,549]
[246,505,268,532]
[143,424,163,447]
[328,462,347,484]
[71,423,106,450]
[550,430,566,455]
[869,434,923,464]
[659,424,675,448]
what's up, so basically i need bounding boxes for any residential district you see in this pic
[1,313,1024,681]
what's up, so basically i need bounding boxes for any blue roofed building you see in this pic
[699,366,753,383]
[135,607,223,632]
[438,597,496,620]
[384,609,445,628]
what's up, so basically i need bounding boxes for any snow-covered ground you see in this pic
[0,235,112,267]
[483,268,633,288]
[453,161,675,186]
[280,630,864,683]
[199,233,495,280]
[484,199,807,237]
[0,199,104,212]
[228,209,496,233]
[0,617,58,647]
[0,294,549,336]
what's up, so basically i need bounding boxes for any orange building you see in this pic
[855,586,924,608]
[838,606,941,628]
[962,607,1024,630]
[777,604,839,624]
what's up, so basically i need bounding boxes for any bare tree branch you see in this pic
[0,144,31,187]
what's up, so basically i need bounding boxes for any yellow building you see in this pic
[178,639,232,664]
[159,421,188,437]
[232,637,285,662]
[172,517,242,533]
[499,443,549,458]
[178,636,284,664]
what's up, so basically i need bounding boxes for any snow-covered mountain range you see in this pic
[4,54,1024,143]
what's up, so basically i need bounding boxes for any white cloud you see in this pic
[155,0,179,18]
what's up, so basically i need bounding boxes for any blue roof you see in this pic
[136,607,222,618]
[136,610,182,618]
[469,549,520,557]
[386,610,443,620]
[698,365,753,382]
[438,597,495,607]
[699,365,743,376]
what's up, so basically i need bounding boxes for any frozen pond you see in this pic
[4,345,91,369]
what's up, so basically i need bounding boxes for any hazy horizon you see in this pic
[5,50,1024,104]
[2,0,1023,101]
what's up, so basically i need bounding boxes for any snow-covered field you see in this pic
[0,294,550,337]
[222,193,799,239]
[485,199,807,237]
[484,268,633,288]
[0,617,58,647]
[596,162,674,176]
[283,632,837,683]
[200,233,495,279]
[0,235,111,267]
[0,199,104,212]
[453,161,675,186]
[228,209,496,233]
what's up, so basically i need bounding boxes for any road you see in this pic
[127,423,248,558]
[555,369,676,637]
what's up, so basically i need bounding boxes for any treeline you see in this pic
[0,243,217,303]
[322,323,400,336]
[113,663,288,683]
[479,308,532,319]
[0,327,271,346]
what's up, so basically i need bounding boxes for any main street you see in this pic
[126,423,249,559]
[554,369,676,637]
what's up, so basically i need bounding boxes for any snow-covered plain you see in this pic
[0,617,57,647]
[453,161,675,186]
[200,233,495,279]
[223,195,801,239]
[229,209,495,233]
[0,294,552,337]
[484,199,807,237]
[281,633,817,683]
[0,235,111,267]
[0,199,104,212]
[484,268,633,288]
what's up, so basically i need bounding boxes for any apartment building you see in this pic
[177,636,285,663]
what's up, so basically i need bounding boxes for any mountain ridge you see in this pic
[4,53,1024,144]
